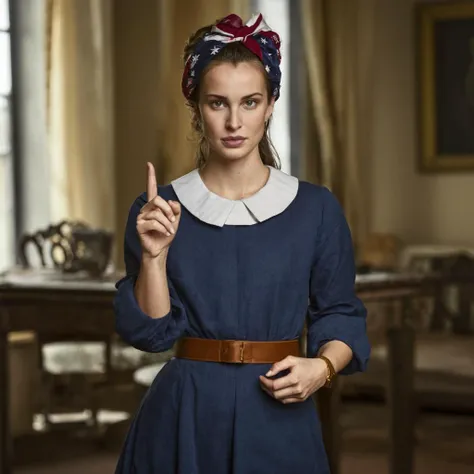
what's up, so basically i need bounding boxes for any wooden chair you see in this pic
[19,221,144,429]
[347,251,474,413]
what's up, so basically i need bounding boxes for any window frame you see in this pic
[0,0,21,268]
[249,0,306,178]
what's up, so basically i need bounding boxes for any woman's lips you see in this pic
[221,137,247,148]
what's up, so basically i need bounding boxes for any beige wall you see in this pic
[371,0,474,247]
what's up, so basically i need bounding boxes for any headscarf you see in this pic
[182,13,282,101]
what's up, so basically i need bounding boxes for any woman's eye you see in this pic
[244,99,257,108]
[211,100,224,109]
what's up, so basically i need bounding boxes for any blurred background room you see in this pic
[0,0,474,473]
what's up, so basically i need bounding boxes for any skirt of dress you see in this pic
[115,357,330,474]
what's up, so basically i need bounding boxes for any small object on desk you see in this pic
[69,227,114,277]
[18,220,114,278]
[357,232,404,273]
[19,220,89,269]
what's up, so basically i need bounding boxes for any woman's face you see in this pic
[198,61,274,163]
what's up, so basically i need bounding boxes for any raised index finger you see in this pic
[147,162,158,202]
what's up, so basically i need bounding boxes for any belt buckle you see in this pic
[219,340,249,363]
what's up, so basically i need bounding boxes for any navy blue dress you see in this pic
[114,179,370,474]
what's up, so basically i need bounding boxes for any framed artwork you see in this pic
[417,2,474,172]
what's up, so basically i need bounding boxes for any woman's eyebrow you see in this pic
[205,93,263,99]
[242,93,263,99]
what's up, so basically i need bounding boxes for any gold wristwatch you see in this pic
[317,355,336,388]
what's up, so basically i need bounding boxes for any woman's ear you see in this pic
[265,97,276,122]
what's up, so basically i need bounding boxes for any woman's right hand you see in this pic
[136,162,181,259]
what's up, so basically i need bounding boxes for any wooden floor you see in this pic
[13,401,474,474]
[13,451,474,474]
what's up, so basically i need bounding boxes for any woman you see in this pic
[114,13,370,474]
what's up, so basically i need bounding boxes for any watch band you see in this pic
[317,355,336,388]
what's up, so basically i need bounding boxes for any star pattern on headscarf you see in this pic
[182,14,282,101]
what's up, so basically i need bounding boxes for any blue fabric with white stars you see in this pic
[183,35,282,101]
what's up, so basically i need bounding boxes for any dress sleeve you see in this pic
[306,188,370,374]
[113,193,188,353]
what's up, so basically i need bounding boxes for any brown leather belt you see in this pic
[175,337,301,364]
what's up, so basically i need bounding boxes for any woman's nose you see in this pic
[226,108,242,131]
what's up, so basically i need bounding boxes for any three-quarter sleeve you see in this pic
[114,194,188,353]
[306,188,370,374]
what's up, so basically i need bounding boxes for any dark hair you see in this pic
[183,22,281,170]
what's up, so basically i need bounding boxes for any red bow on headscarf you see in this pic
[206,13,280,61]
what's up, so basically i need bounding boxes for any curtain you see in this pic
[300,0,377,249]
[46,0,114,231]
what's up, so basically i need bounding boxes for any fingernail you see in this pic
[266,370,272,377]
[170,228,175,234]
[166,232,171,237]
[171,216,176,222]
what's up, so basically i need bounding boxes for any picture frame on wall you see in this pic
[417,2,474,172]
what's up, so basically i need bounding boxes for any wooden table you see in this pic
[0,269,436,474]
[0,269,118,474]
[356,272,435,474]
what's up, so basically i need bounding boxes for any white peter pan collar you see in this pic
[171,165,299,227]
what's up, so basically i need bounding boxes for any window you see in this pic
[0,0,14,272]
[253,0,291,174]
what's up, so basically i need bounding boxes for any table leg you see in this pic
[0,323,11,474]
[387,299,416,474]
[316,377,341,474]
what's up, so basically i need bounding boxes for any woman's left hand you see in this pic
[259,356,328,404]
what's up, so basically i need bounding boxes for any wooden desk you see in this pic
[0,269,436,474]
[356,272,435,474]
[0,269,117,474]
